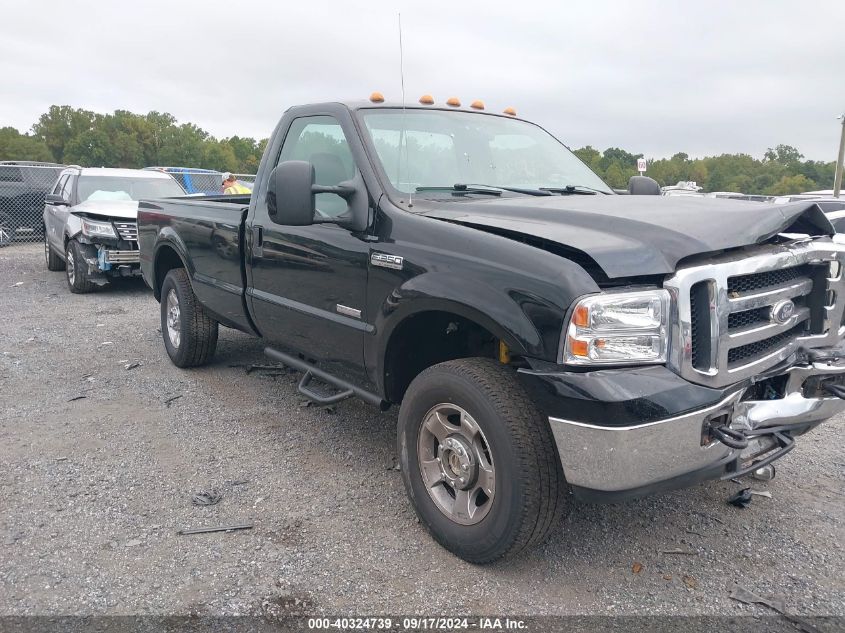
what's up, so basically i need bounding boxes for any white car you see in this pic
[43,167,185,293]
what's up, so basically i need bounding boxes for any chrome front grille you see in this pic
[727,265,811,294]
[114,221,138,241]
[665,240,845,388]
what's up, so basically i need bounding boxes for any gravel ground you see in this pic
[1,243,843,620]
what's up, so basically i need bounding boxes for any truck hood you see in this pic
[71,199,139,220]
[419,195,833,278]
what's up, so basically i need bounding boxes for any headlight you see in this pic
[80,218,117,239]
[564,289,670,365]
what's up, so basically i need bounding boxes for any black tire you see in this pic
[398,358,567,563]
[45,231,65,271]
[65,239,95,293]
[160,268,218,367]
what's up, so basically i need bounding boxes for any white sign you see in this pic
[637,158,647,173]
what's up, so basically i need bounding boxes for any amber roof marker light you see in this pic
[446,97,461,107]
[370,91,385,103]
[470,100,485,110]
[419,94,434,105]
[503,107,517,116]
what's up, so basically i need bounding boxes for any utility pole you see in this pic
[834,113,845,198]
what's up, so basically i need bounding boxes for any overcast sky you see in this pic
[2,0,843,161]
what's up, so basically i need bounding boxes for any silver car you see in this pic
[43,167,185,293]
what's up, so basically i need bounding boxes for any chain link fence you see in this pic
[0,164,257,245]
[143,168,256,195]
[0,162,65,245]
[233,173,256,186]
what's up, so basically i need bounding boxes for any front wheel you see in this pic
[160,268,219,367]
[65,239,95,293]
[398,358,567,563]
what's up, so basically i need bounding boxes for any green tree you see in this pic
[224,136,264,173]
[156,123,209,167]
[202,140,238,172]
[603,163,626,188]
[769,173,813,196]
[573,145,600,167]
[31,106,97,163]
[764,144,803,167]
[0,127,54,162]
[64,128,118,166]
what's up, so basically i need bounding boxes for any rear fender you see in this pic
[151,228,193,300]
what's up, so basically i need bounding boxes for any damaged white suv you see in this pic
[43,168,185,293]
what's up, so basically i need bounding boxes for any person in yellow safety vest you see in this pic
[222,172,251,195]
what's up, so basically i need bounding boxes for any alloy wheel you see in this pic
[66,246,75,284]
[166,289,181,348]
[417,403,496,525]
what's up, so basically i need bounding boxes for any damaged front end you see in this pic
[71,216,141,285]
[521,234,845,501]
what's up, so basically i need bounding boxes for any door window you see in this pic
[60,176,75,202]
[277,116,354,218]
[53,175,68,196]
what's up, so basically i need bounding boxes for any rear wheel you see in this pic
[65,239,94,293]
[160,268,219,367]
[398,358,567,563]
[45,230,65,271]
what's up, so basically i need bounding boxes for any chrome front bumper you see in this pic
[549,358,845,493]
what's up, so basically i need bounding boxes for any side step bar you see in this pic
[264,347,388,410]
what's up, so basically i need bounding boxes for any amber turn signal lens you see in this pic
[503,106,517,116]
[572,304,590,327]
[470,100,484,110]
[369,91,385,103]
[446,97,461,107]
[569,337,589,358]
[419,94,434,105]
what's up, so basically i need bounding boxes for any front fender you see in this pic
[377,272,555,358]
[64,214,83,241]
[369,263,595,398]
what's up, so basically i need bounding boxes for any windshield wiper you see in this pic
[458,183,553,196]
[416,183,552,197]
[540,185,610,195]
[416,185,501,196]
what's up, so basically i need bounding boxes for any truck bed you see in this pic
[138,195,253,332]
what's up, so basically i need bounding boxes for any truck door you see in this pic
[247,114,371,380]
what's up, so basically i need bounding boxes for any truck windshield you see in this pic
[77,176,185,202]
[359,108,612,195]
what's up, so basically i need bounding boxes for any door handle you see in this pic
[252,225,263,260]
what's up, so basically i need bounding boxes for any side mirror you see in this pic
[267,160,367,230]
[45,193,69,206]
[267,161,316,226]
[627,176,661,195]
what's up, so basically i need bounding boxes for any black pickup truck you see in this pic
[138,98,845,563]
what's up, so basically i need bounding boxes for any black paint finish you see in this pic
[418,195,834,279]
[516,364,732,427]
[137,100,833,422]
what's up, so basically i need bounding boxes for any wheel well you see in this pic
[383,311,500,404]
[153,246,186,301]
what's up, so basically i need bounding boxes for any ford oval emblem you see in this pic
[770,299,795,324]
